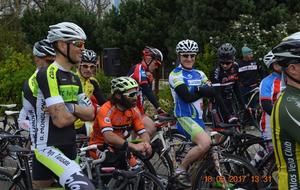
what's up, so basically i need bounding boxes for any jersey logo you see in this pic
[104,117,111,123]
[49,66,55,79]
[285,106,300,127]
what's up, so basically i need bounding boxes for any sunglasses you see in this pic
[220,61,233,65]
[71,41,85,48]
[181,54,196,58]
[81,64,96,69]
[123,91,138,98]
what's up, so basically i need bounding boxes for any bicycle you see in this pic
[78,143,165,190]
[0,104,20,134]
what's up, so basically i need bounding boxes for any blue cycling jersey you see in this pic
[169,65,208,118]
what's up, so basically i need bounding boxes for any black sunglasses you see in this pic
[220,61,233,65]
[181,54,196,58]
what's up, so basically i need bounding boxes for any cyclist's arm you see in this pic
[73,103,95,121]
[132,108,150,143]
[261,100,273,115]
[48,103,77,128]
[140,83,159,109]
[174,84,202,103]
[103,131,127,148]
[90,78,106,106]
[233,83,246,109]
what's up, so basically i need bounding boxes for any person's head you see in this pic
[218,43,236,70]
[263,51,282,73]
[32,39,56,69]
[272,32,300,86]
[242,46,253,61]
[78,49,97,79]
[142,46,163,72]
[176,39,199,70]
[47,22,86,65]
[110,77,139,110]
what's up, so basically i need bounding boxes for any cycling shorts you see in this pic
[32,144,80,186]
[176,117,205,141]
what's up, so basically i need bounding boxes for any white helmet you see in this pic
[33,39,56,57]
[47,22,87,43]
[263,51,276,68]
[176,39,199,54]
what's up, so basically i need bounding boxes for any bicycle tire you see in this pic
[192,154,262,190]
[237,133,269,162]
[134,151,157,176]
[109,171,165,190]
[0,169,25,190]
[149,148,173,188]
[257,151,278,188]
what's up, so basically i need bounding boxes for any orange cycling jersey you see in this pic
[89,101,146,148]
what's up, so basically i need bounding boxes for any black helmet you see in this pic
[217,43,236,61]
[143,46,163,63]
[82,49,97,64]
[272,32,300,67]
[33,39,56,57]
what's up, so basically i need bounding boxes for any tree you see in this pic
[21,0,102,52]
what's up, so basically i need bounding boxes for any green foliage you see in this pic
[94,70,113,99]
[157,82,174,114]
[21,0,102,52]
[195,44,217,78]
[0,47,34,108]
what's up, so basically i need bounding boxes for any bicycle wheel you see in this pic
[113,171,165,190]
[257,151,278,188]
[149,145,173,187]
[134,151,157,175]
[0,169,25,190]
[237,134,269,163]
[192,154,262,190]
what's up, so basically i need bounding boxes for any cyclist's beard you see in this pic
[118,95,136,109]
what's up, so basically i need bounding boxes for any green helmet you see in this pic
[111,77,138,93]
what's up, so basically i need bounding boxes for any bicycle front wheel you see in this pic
[0,169,25,190]
[192,154,262,190]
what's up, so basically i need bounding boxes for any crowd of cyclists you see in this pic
[11,21,300,190]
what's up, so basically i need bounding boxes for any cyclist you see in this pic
[33,22,96,189]
[259,51,282,145]
[128,46,167,137]
[75,49,106,135]
[89,76,152,167]
[211,43,246,122]
[271,32,300,190]
[168,39,237,187]
[237,46,263,103]
[19,39,56,133]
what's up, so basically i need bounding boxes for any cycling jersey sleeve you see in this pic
[96,104,113,134]
[233,82,246,109]
[282,96,300,144]
[90,78,106,106]
[140,83,159,109]
[261,99,273,115]
[132,107,146,135]
[174,84,202,103]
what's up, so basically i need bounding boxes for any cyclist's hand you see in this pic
[143,142,152,156]
[157,107,167,115]
[78,94,92,107]
[18,120,29,131]
[131,143,147,152]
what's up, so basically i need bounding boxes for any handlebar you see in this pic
[211,82,235,87]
